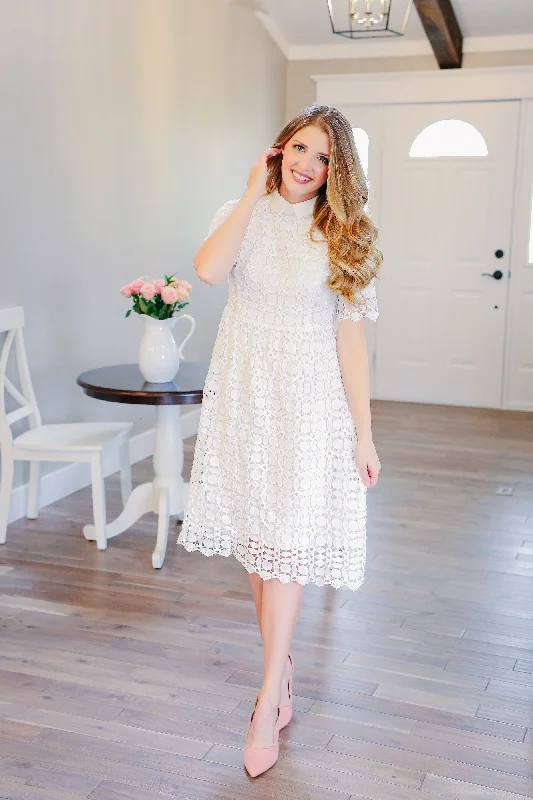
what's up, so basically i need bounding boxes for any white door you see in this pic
[375,101,520,408]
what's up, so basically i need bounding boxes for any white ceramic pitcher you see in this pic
[138,314,195,383]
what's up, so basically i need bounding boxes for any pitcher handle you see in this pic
[174,313,196,360]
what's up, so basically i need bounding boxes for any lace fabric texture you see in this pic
[177,191,379,590]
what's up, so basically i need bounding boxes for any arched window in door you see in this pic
[409,119,488,158]
[353,127,369,177]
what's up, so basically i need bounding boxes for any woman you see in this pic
[178,104,382,777]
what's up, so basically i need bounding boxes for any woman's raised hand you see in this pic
[245,146,282,203]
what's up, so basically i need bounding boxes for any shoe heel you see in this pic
[278,652,294,730]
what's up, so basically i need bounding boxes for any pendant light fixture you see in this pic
[327,0,413,39]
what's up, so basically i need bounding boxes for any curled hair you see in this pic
[266,105,383,307]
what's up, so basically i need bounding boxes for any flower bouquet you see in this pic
[120,274,195,383]
[120,274,192,320]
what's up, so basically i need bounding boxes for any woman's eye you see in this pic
[294,143,328,165]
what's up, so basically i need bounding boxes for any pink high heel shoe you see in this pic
[244,695,281,778]
[278,652,294,730]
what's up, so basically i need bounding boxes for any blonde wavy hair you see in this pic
[266,104,383,307]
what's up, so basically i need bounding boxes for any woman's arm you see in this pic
[195,191,257,285]
[195,146,282,286]
[336,318,381,487]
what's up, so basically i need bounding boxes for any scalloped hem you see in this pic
[176,538,365,592]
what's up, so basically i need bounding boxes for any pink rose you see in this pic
[170,279,192,292]
[120,284,133,298]
[176,285,189,302]
[161,285,179,305]
[140,281,157,301]
[153,279,166,294]
[130,278,144,293]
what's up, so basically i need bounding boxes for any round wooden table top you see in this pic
[77,362,209,406]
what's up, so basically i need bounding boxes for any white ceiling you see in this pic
[247,0,533,57]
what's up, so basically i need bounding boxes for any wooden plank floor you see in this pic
[1,400,533,800]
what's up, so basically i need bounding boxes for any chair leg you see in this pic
[118,437,132,507]
[90,455,107,550]
[0,448,15,544]
[27,461,41,519]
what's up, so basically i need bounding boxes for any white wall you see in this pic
[1,0,286,488]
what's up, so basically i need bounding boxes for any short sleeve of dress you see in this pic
[336,278,379,324]
[204,199,239,240]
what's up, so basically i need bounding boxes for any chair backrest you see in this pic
[0,307,41,446]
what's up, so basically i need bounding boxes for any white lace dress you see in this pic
[177,188,379,590]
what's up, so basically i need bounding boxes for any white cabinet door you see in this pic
[375,101,519,408]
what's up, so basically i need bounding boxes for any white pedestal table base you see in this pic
[83,404,189,568]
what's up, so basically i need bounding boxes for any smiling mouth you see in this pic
[291,169,312,184]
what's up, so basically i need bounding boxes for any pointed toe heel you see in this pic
[278,652,294,730]
[244,698,281,778]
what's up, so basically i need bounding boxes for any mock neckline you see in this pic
[268,188,317,218]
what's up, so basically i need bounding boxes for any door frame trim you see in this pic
[503,99,533,411]
[313,65,533,107]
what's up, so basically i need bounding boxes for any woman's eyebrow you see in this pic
[293,139,330,158]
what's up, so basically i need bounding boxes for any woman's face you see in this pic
[280,124,330,201]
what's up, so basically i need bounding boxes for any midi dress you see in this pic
[177,188,379,591]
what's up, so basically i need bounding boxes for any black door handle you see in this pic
[481,270,503,280]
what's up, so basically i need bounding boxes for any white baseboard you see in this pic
[7,407,201,524]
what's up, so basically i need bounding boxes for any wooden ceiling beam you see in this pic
[413,0,463,69]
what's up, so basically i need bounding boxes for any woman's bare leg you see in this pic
[248,573,264,638]
[246,578,304,749]
[248,573,292,705]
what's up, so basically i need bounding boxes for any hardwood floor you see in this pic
[1,400,533,800]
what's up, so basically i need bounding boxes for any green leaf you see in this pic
[139,298,148,314]
[125,309,132,318]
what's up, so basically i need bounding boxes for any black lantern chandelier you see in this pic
[327,0,413,39]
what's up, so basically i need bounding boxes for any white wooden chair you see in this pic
[0,306,133,550]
